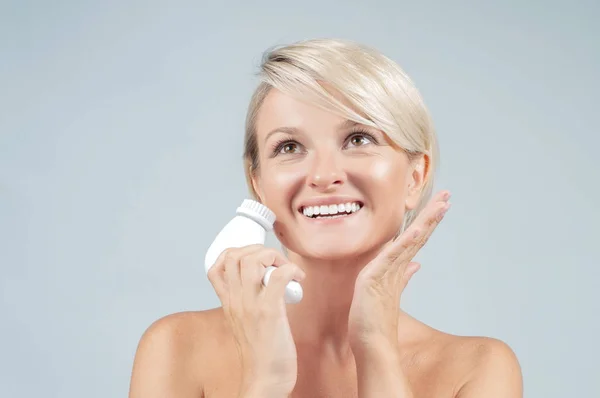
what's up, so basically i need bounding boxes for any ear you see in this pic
[405,154,429,210]
[250,172,265,203]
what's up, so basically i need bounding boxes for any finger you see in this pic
[405,190,451,235]
[218,245,265,306]
[207,248,232,302]
[411,199,450,252]
[263,263,305,303]
[422,191,451,229]
[389,190,450,249]
[240,248,291,302]
[384,190,451,262]
[222,244,264,286]
[398,261,420,291]
[399,203,449,265]
[240,248,291,286]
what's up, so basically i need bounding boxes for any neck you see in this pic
[284,248,379,358]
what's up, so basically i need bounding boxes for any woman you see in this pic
[129,38,522,398]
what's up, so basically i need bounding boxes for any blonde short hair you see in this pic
[243,38,438,231]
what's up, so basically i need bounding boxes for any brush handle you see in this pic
[262,266,303,304]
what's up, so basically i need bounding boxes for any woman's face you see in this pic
[252,88,424,260]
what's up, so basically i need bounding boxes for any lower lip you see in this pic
[299,208,362,224]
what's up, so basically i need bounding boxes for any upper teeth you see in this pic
[302,202,362,217]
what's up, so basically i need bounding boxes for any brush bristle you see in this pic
[238,199,276,226]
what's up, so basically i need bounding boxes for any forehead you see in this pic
[255,81,374,132]
[255,89,344,136]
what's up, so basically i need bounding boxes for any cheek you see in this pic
[353,156,408,233]
[259,165,304,210]
[370,159,399,180]
[360,156,408,200]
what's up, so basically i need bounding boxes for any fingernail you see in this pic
[443,191,451,201]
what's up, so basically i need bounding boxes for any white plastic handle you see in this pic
[262,266,303,304]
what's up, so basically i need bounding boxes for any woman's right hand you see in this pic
[207,244,305,397]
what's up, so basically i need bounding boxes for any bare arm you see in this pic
[456,339,523,398]
[129,314,202,398]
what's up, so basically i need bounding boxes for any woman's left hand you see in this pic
[348,190,451,351]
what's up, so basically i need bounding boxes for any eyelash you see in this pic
[270,130,379,156]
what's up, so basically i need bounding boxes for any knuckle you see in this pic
[239,255,251,269]
[206,267,218,281]
[223,248,241,263]
[260,247,280,260]
[268,247,282,256]
[414,236,429,252]
[244,248,282,269]
[212,251,227,269]
[215,249,227,262]
[241,251,264,268]
[386,252,400,263]
[221,248,234,261]
[426,213,438,226]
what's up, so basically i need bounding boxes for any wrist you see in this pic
[350,334,400,362]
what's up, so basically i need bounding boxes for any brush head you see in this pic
[236,199,276,231]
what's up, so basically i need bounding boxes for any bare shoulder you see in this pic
[129,308,234,398]
[436,333,523,398]
[140,307,229,344]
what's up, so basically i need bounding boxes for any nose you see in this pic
[306,153,345,191]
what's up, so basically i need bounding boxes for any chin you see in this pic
[292,233,385,262]
[303,244,364,261]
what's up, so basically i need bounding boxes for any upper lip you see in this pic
[297,196,364,211]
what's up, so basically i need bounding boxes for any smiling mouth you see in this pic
[300,202,363,219]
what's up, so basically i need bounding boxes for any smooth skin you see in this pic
[129,89,523,398]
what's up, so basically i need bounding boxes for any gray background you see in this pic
[1,0,598,397]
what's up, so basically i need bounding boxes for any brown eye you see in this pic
[348,134,372,147]
[281,142,298,154]
[271,139,303,157]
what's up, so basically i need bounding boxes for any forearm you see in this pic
[353,339,414,398]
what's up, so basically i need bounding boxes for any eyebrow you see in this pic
[263,120,360,144]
